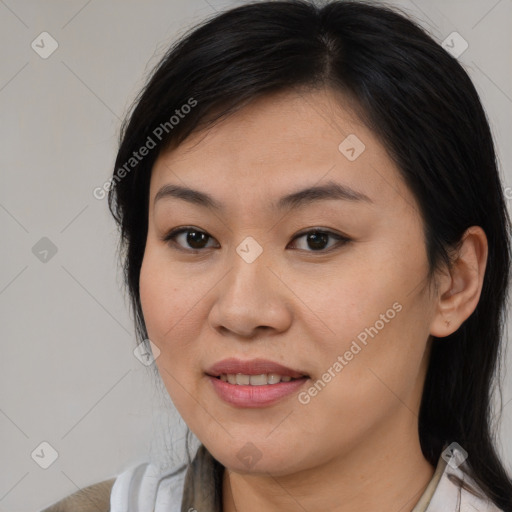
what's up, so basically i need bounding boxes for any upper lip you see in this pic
[206,358,308,379]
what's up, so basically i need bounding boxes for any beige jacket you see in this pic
[40,478,115,511]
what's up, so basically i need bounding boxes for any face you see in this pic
[139,88,437,476]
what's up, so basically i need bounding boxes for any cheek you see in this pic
[139,246,207,375]
[139,251,190,384]
[291,262,400,356]
[139,253,200,414]
[298,261,430,422]
[140,258,169,349]
[139,247,194,340]
[311,294,430,421]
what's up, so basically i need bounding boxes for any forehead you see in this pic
[149,88,412,213]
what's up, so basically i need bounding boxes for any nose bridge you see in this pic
[227,234,271,299]
[235,234,266,266]
[209,233,292,336]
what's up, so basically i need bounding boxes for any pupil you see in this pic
[187,230,208,249]
[308,232,328,250]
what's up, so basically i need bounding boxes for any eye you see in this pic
[162,227,350,253]
[162,227,219,251]
[288,229,350,252]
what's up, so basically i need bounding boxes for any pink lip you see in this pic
[205,357,308,379]
[207,375,309,408]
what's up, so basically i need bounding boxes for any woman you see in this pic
[40,0,512,511]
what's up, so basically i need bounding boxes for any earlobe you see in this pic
[429,226,488,338]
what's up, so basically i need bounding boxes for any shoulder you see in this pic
[39,461,188,512]
[427,449,506,512]
[446,470,506,512]
[109,460,188,512]
[39,476,116,512]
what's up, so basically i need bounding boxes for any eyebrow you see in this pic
[154,179,372,211]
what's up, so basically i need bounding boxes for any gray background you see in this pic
[0,1,511,511]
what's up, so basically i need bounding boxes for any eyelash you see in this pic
[161,226,351,254]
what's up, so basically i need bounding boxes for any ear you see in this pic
[429,226,488,338]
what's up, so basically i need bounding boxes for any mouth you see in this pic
[205,358,310,406]
[206,373,309,408]
[211,373,308,386]
[211,373,307,385]
[205,357,309,382]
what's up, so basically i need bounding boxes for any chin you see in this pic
[206,438,308,477]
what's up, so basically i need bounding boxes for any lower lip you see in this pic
[207,375,309,408]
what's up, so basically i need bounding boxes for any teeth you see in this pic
[267,373,281,384]
[236,374,250,385]
[218,373,299,385]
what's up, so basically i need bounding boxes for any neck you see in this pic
[222,415,435,512]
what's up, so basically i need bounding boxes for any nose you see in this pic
[208,242,293,340]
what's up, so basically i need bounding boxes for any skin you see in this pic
[139,87,488,512]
